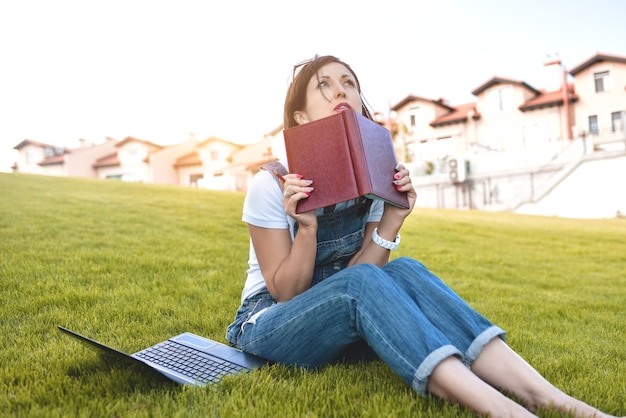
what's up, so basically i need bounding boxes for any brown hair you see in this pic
[283,55,374,129]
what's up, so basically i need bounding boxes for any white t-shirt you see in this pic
[240,159,384,302]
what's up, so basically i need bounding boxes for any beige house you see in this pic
[390,52,625,214]
[172,136,244,189]
[13,138,119,177]
[392,53,625,175]
[392,64,579,175]
[93,136,163,182]
[220,124,287,193]
[390,95,479,168]
[13,139,70,176]
[91,135,246,188]
[13,134,248,189]
[569,53,626,149]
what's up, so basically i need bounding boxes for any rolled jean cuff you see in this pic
[463,325,507,368]
[412,345,462,398]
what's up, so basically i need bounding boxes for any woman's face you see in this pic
[293,62,363,125]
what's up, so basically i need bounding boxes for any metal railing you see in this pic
[411,129,626,212]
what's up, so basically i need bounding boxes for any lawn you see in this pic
[1,173,624,417]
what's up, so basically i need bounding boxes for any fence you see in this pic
[412,132,626,212]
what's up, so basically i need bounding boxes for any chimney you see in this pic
[543,53,563,92]
[544,53,573,140]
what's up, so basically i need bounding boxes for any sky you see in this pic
[1,0,625,173]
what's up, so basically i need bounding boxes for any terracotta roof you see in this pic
[471,77,540,96]
[569,53,626,76]
[519,86,578,111]
[13,139,57,150]
[197,136,243,149]
[230,138,273,167]
[38,155,66,166]
[116,136,162,149]
[430,103,480,127]
[93,153,120,168]
[174,151,202,167]
[390,94,455,112]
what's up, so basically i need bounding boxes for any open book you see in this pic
[283,108,409,214]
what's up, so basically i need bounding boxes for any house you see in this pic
[13,139,70,176]
[172,136,244,189]
[390,95,479,173]
[13,138,119,178]
[93,136,163,182]
[12,134,248,188]
[150,136,199,186]
[90,135,245,187]
[222,124,287,193]
[392,63,580,176]
[390,52,626,216]
[568,53,626,150]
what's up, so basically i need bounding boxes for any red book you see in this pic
[283,108,409,214]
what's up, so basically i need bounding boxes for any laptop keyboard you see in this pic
[134,340,247,384]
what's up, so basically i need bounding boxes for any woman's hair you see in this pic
[283,55,374,129]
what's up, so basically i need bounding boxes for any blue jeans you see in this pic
[226,257,505,397]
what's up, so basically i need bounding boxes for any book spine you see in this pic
[343,109,372,196]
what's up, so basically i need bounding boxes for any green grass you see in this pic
[1,172,624,417]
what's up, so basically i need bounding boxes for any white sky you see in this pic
[1,0,625,172]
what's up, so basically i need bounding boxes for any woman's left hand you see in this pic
[386,164,416,217]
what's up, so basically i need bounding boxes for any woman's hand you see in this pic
[386,164,416,218]
[347,165,416,269]
[248,173,318,302]
[281,174,317,228]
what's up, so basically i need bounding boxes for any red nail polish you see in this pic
[295,174,303,179]
[394,173,402,180]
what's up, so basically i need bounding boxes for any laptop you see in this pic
[58,326,269,386]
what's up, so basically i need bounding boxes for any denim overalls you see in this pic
[226,198,372,346]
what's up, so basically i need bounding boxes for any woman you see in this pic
[226,55,621,418]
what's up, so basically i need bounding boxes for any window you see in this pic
[612,111,623,133]
[594,71,610,92]
[210,150,219,161]
[588,115,598,135]
[408,106,419,128]
[190,173,204,187]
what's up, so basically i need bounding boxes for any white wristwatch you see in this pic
[372,227,401,250]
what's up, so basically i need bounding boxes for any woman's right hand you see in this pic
[281,174,317,228]
[248,173,318,301]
